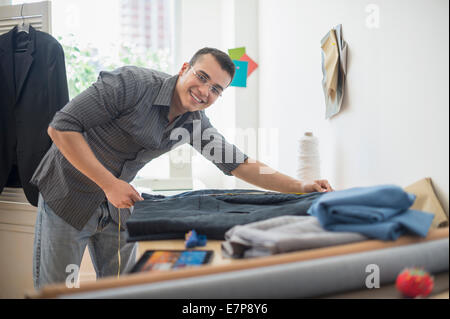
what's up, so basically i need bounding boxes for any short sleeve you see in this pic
[189,112,248,176]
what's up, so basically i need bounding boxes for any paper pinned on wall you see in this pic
[227,47,259,87]
[322,30,339,101]
[321,24,348,119]
[230,60,248,87]
[240,53,258,77]
[228,47,246,60]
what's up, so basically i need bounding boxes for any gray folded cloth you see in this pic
[222,216,368,258]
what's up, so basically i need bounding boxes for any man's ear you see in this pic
[179,62,190,76]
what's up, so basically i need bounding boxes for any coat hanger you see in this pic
[16,3,30,34]
[15,3,31,53]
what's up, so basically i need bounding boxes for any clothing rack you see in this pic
[0,1,51,35]
[0,15,43,34]
[0,15,43,21]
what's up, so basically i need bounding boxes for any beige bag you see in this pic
[404,178,448,228]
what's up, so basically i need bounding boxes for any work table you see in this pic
[28,227,449,299]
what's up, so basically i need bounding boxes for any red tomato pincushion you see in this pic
[396,268,434,298]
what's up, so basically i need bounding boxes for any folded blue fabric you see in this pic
[307,185,434,240]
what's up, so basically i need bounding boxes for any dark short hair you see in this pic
[189,47,235,84]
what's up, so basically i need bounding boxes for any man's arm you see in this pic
[47,67,145,208]
[48,127,143,209]
[231,157,333,193]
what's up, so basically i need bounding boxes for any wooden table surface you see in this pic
[136,239,233,266]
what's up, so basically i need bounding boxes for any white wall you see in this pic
[259,0,449,214]
[177,0,260,189]
[176,0,233,189]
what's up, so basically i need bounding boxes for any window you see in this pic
[12,0,184,189]
[12,0,175,96]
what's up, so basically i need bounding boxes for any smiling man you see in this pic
[170,51,229,117]
[30,47,333,289]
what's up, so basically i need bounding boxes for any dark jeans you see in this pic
[126,189,324,241]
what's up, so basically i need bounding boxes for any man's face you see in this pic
[176,53,232,112]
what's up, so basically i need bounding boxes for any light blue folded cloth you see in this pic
[307,185,435,240]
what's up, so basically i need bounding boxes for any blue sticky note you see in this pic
[230,60,248,87]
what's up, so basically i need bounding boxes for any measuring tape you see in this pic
[117,208,121,279]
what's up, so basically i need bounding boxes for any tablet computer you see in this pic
[129,249,214,273]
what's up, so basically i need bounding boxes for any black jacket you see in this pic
[0,25,69,206]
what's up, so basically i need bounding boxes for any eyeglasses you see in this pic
[190,65,223,97]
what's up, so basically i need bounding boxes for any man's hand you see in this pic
[231,158,335,194]
[47,128,145,208]
[103,178,144,209]
[302,179,334,193]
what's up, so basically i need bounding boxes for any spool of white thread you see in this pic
[297,132,321,183]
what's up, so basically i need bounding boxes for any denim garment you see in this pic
[307,184,435,240]
[126,189,325,241]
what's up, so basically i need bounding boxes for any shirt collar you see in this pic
[186,110,203,122]
[153,74,178,107]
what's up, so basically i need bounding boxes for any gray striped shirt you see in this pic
[30,66,248,231]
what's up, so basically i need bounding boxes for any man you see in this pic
[31,47,333,289]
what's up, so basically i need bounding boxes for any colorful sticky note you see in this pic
[228,47,246,60]
[230,60,248,87]
[240,53,258,77]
